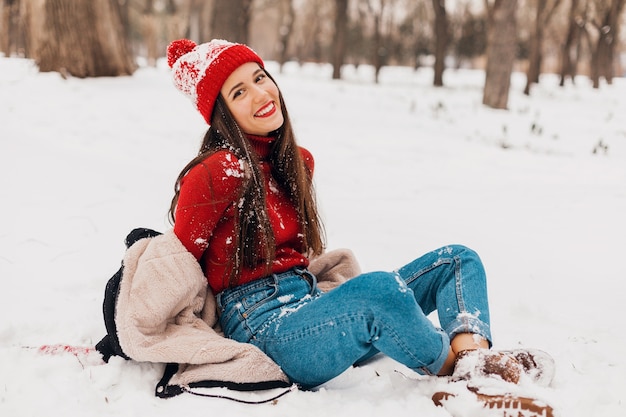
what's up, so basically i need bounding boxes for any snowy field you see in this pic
[1,56,625,417]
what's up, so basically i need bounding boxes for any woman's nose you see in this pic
[251,85,268,102]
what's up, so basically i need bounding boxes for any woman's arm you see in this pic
[174,150,244,260]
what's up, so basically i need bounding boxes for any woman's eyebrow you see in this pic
[227,68,265,98]
[227,82,244,98]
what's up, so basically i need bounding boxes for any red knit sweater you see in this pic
[173,135,313,294]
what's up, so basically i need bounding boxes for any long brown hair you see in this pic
[169,71,325,286]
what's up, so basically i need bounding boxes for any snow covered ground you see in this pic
[1,56,624,417]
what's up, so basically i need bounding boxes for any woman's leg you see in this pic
[396,245,492,373]
[219,271,450,389]
[397,244,491,342]
[219,244,492,388]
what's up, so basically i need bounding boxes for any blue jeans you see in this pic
[216,245,491,389]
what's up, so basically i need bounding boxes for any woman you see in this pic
[166,39,544,391]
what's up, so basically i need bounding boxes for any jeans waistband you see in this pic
[216,267,317,311]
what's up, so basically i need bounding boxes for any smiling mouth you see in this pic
[255,102,276,118]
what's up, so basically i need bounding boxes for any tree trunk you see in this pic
[373,12,383,83]
[1,0,22,56]
[524,0,562,95]
[431,0,448,87]
[185,0,211,42]
[559,0,581,86]
[210,0,252,44]
[590,0,625,87]
[141,0,158,67]
[277,0,295,71]
[524,1,544,95]
[482,0,517,110]
[332,0,348,79]
[36,0,135,77]
[163,0,188,43]
[369,0,389,84]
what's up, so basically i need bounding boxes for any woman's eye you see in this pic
[255,73,266,83]
[233,89,244,99]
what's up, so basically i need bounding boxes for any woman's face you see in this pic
[220,62,284,136]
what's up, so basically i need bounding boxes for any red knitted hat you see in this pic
[167,39,265,124]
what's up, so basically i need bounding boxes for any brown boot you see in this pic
[433,389,555,417]
[453,349,524,384]
[500,348,556,387]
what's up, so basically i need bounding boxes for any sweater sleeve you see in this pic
[174,151,244,260]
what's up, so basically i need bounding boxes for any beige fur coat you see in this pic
[115,230,361,388]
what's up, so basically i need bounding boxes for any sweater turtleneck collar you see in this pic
[246,134,276,160]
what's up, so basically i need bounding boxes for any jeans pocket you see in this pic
[241,287,276,311]
[220,284,278,341]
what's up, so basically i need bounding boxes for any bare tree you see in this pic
[399,1,433,70]
[141,0,158,67]
[365,0,385,83]
[332,0,348,79]
[292,0,333,63]
[523,0,563,95]
[431,0,448,86]
[184,0,212,43]
[1,0,20,56]
[211,0,253,44]
[559,0,586,85]
[452,4,487,69]
[276,0,296,70]
[360,0,394,83]
[589,0,625,87]
[35,0,136,77]
[482,0,518,109]
[1,0,41,58]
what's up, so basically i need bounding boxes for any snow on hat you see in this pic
[167,39,264,124]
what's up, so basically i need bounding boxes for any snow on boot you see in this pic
[500,348,556,387]
[453,349,524,384]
